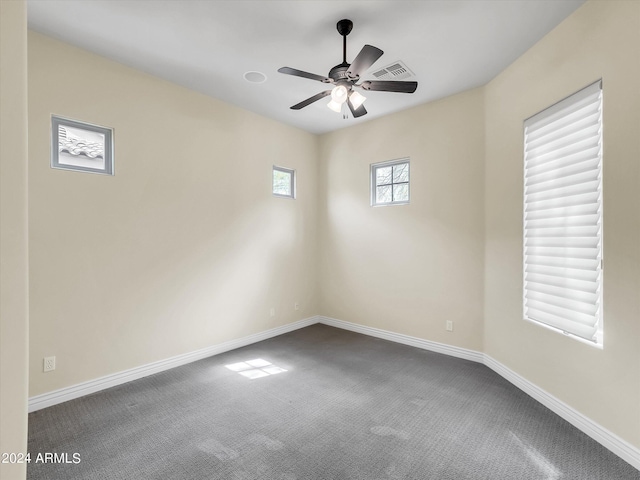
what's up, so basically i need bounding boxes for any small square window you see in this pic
[371,159,410,206]
[273,166,295,198]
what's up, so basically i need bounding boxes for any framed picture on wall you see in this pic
[51,115,114,175]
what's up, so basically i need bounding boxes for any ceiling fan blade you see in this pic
[278,67,333,83]
[347,45,384,79]
[347,98,367,118]
[290,90,332,110]
[360,80,418,93]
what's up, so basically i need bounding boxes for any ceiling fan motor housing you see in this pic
[329,63,351,82]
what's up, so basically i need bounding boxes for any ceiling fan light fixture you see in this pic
[331,85,348,104]
[327,99,342,113]
[349,91,367,109]
[278,19,417,118]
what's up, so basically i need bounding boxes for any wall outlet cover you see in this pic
[44,356,56,372]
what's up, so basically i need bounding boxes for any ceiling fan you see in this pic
[278,19,418,119]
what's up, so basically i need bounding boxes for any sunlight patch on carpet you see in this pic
[225,358,288,379]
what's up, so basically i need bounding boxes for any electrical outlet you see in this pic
[294,302,300,311]
[270,308,275,317]
[446,321,454,332]
[43,356,56,372]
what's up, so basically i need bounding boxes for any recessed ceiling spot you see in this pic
[244,71,267,84]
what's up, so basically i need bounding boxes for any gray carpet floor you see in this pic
[28,324,639,480]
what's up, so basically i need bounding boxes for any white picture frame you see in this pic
[51,115,114,175]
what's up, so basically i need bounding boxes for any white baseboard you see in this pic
[484,355,640,471]
[28,316,319,413]
[318,315,485,363]
[28,314,639,471]
[318,316,639,471]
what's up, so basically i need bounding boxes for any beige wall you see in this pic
[28,32,318,396]
[318,88,485,352]
[484,0,640,448]
[317,0,639,450]
[0,0,29,479]
[23,0,639,461]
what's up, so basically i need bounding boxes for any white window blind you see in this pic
[523,81,603,344]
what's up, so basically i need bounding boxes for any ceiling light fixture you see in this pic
[328,84,360,116]
[330,85,348,104]
[349,90,367,109]
[327,99,342,113]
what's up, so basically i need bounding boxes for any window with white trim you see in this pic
[371,158,410,206]
[523,80,603,345]
[272,166,295,198]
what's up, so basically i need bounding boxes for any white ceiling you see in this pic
[27,0,585,135]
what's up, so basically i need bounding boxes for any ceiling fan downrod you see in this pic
[336,19,353,65]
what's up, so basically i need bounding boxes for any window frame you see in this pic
[522,80,603,347]
[272,165,296,199]
[370,158,410,207]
